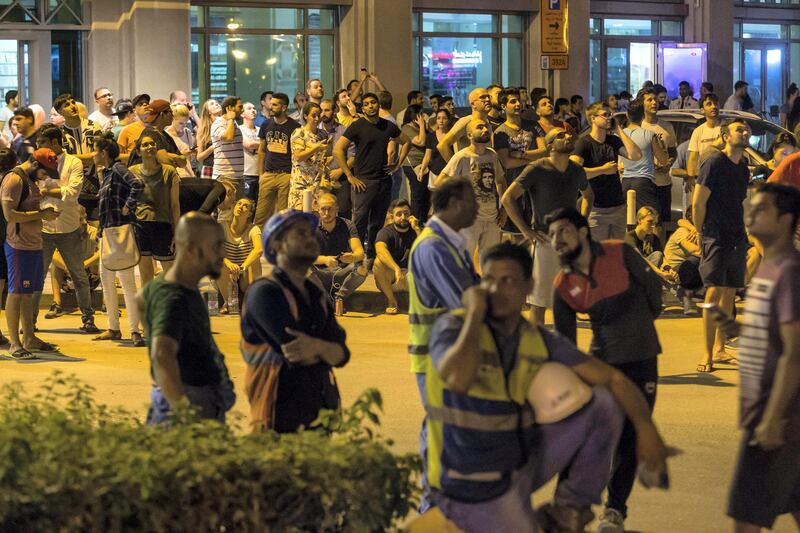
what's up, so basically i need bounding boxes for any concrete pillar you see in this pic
[528,1,589,100]
[685,0,734,98]
[87,0,191,101]
[339,0,412,113]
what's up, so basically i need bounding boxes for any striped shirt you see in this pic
[223,222,261,266]
[738,251,800,440]
[211,117,244,180]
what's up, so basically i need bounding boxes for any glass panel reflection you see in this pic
[421,36,495,107]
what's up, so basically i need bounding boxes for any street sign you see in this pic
[541,0,568,55]
[540,55,569,70]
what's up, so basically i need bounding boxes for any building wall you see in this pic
[78,0,747,109]
[87,0,192,102]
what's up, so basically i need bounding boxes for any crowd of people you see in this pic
[0,71,799,533]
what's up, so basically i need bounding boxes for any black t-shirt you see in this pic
[426,133,447,176]
[375,224,416,268]
[573,134,625,208]
[317,217,358,257]
[487,112,505,130]
[697,151,749,245]
[258,117,300,173]
[516,158,588,230]
[343,117,401,181]
[625,230,663,256]
[126,128,180,168]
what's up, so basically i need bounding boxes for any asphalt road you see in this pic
[0,305,796,533]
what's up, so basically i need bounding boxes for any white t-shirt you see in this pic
[211,117,244,180]
[441,147,504,220]
[0,105,13,141]
[88,110,118,131]
[239,123,260,177]
[688,122,721,157]
[723,95,742,111]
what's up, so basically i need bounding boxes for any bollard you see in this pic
[303,189,313,213]
[626,189,637,231]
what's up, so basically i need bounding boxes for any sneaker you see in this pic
[131,332,146,347]
[535,502,594,533]
[80,319,100,334]
[597,507,625,533]
[725,336,740,350]
[93,329,122,341]
[44,303,63,319]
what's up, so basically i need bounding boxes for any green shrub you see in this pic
[0,372,420,532]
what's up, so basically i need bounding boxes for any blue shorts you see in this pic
[5,243,44,294]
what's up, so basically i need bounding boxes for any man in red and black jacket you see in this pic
[546,207,664,533]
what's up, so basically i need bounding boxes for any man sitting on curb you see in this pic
[311,193,367,316]
[426,242,669,533]
[374,199,420,315]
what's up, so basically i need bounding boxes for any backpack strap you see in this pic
[6,168,31,236]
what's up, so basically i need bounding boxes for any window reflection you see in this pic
[421,37,495,107]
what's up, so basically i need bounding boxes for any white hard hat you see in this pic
[527,362,593,424]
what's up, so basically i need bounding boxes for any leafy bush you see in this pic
[0,372,420,532]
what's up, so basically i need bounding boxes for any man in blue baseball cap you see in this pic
[240,209,350,433]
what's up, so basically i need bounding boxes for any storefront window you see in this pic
[414,11,525,107]
[192,5,337,107]
[50,30,81,99]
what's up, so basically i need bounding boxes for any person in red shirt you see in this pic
[768,148,800,190]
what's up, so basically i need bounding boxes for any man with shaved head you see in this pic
[436,117,506,262]
[139,212,236,424]
[436,87,494,161]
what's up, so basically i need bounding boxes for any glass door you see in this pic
[604,40,655,97]
[742,43,785,118]
[0,39,29,105]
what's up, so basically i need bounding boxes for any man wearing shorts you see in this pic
[502,127,592,325]
[716,183,800,531]
[0,148,60,359]
[693,119,751,372]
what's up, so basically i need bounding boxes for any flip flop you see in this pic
[696,363,714,373]
[29,341,58,353]
[385,306,399,315]
[9,348,36,360]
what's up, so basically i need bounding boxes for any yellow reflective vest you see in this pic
[425,310,549,502]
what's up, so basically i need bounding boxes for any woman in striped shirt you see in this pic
[217,197,262,314]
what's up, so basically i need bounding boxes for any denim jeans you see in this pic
[32,229,94,324]
[310,263,367,301]
[146,383,229,424]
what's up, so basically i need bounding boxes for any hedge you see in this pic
[0,372,420,532]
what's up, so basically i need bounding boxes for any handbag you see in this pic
[100,224,140,271]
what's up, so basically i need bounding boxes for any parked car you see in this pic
[608,109,791,224]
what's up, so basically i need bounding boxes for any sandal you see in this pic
[29,341,58,353]
[93,330,122,341]
[9,347,36,360]
[696,362,714,373]
[385,306,399,315]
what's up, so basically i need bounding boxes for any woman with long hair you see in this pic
[289,102,329,210]
[216,197,262,314]
[92,133,145,346]
[786,97,800,135]
[419,108,452,192]
[128,128,180,287]
[196,99,222,178]
[400,104,430,223]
